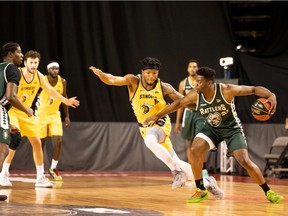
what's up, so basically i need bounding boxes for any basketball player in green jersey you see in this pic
[0,42,33,201]
[90,57,223,195]
[143,66,283,204]
[175,60,211,178]
[37,61,70,181]
[0,51,79,188]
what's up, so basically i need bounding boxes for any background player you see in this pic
[0,51,79,188]
[37,61,70,181]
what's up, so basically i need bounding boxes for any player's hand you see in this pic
[174,123,181,134]
[143,115,159,127]
[26,108,33,117]
[65,117,71,127]
[267,93,276,115]
[89,66,103,76]
[66,97,80,108]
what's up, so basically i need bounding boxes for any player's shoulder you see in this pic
[125,73,139,83]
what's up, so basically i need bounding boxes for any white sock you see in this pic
[1,162,11,175]
[51,159,58,170]
[36,165,44,179]
[144,135,180,171]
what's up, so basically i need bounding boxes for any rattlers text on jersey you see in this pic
[196,83,241,129]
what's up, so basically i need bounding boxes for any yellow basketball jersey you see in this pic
[15,68,41,108]
[38,75,63,115]
[130,75,170,124]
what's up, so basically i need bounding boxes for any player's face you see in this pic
[48,66,60,78]
[187,62,198,77]
[195,75,210,93]
[141,69,159,86]
[24,57,39,74]
[11,46,23,66]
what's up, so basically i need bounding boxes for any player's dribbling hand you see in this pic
[266,93,277,115]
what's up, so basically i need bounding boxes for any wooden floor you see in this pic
[0,171,287,216]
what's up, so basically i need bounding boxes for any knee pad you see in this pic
[144,134,158,151]
[9,132,22,150]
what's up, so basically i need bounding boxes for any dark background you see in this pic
[1,1,288,123]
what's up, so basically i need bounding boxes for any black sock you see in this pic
[195,179,206,190]
[260,182,270,195]
[203,162,206,170]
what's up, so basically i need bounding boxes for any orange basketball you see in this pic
[251,98,272,121]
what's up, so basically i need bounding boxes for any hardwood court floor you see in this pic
[0,171,287,216]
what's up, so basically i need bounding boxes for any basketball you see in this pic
[251,98,272,121]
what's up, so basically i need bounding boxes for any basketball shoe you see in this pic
[205,176,224,199]
[266,190,284,203]
[186,188,209,203]
[49,169,63,181]
[172,170,187,189]
[0,172,12,187]
[35,175,53,188]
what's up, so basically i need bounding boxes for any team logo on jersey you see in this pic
[207,112,222,127]
[48,97,55,105]
[22,94,29,103]
[140,103,152,115]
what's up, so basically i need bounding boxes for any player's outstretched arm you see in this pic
[143,90,197,127]
[89,66,130,86]
[39,72,80,108]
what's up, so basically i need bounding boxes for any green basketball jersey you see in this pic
[0,62,10,100]
[196,83,241,129]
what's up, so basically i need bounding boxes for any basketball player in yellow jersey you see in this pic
[0,51,79,188]
[90,57,198,189]
[37,61,70,181]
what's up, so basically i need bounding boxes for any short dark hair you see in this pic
[196,67,216,81]
[1,42,20,58]
[187,59,198,65]
[140,57,161,70]
[24,50,41,61]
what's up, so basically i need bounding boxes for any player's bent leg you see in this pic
[234,149,284,203]
[144,134,186,189]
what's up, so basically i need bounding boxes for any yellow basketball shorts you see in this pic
[8,108,39,137]
[139,117,173,151]
[38,111,63,139]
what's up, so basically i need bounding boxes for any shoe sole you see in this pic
[186,193,209,203]
[269,196,284,204]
